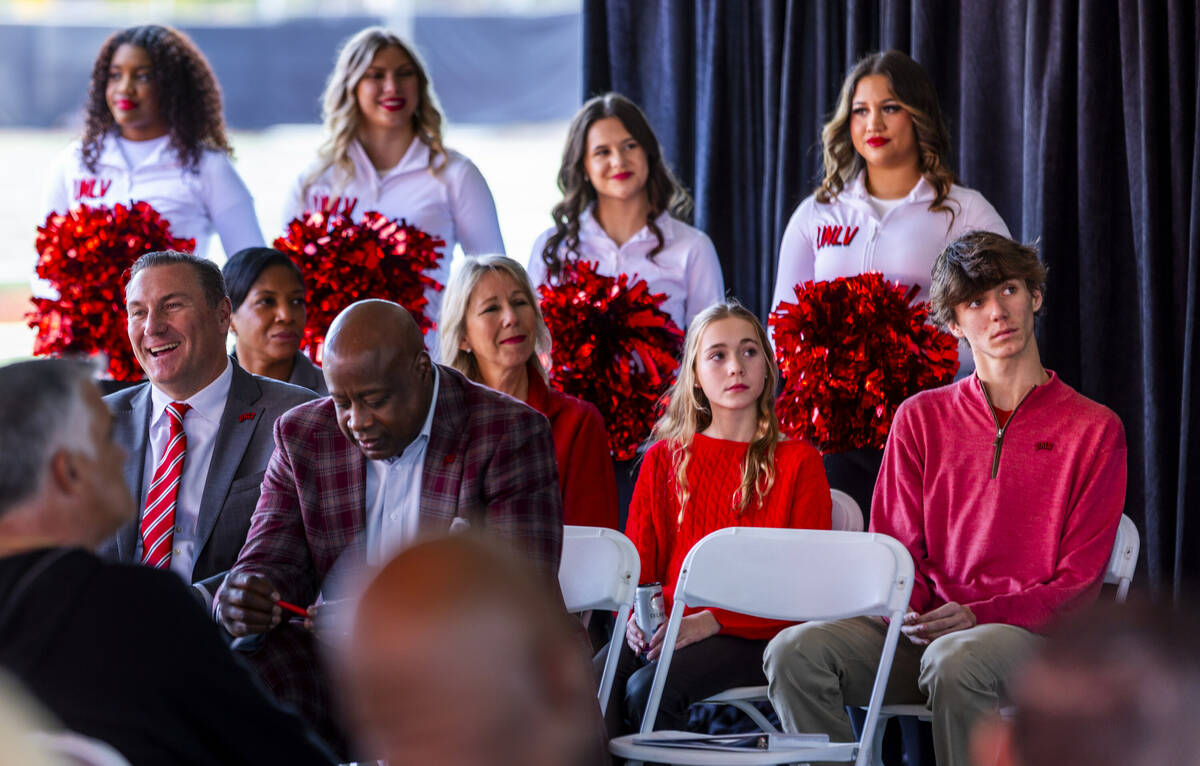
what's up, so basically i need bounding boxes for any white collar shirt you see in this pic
[528,206,725,329]
[138,358,234,582]
[772,172,1011,375]
[364,367,440,567]
[41,132,264,276]
[284,140,505,361]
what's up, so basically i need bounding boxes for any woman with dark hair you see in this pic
[771,50,1012,518]
[43,25,263,265]
[223,247,327,395]
[772,49,1009,314]
[530,93,723,330]
[284,27,504,357]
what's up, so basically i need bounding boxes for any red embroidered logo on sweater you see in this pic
[815,225,859,248]
[309,194,358,217]
[1035,441,1053,451]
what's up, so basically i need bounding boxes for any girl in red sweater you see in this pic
[605,301,831,737]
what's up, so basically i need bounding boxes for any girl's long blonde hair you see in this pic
[648,301,781,522]
[303,27,447,198]
[816,50,957,220]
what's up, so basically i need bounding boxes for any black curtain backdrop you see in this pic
[583,0,1200,599]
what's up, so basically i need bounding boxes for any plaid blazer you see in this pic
[226,364,564,607]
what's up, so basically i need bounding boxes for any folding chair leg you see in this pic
[869,713,890,766]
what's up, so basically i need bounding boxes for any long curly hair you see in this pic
[81,25,231,173]
[303,27,446,198]
[648,301,781,523]
[439,254,552,385]
[816,50,957,217]
[540,93,692,281]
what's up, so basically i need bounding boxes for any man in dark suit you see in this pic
[0,358,334,766]
[98,251,316,606]
[216,299,563,749]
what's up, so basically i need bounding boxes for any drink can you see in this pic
[634,582,666,638]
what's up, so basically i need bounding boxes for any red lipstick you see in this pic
[866,137,889,147]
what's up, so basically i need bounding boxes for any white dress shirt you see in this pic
[364,367,440,566]
[528,206,725,329]
[41,132,264,280]
[284,140,505,360]
[137,359,234,582]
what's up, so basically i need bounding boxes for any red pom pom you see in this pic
[274,210,445,362]
[771,273,960,453]
[27,201,195,381]
[538,260,684,461]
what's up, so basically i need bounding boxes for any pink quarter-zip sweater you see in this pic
[869,371,1127,632]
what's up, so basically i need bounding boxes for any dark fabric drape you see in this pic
[583,0,1200,598]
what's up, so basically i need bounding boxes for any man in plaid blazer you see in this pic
[215,300,563,751]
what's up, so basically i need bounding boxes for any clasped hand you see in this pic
[900,602,976,645]
[625,610,721,660]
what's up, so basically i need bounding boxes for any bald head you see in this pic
[325,300,424,362]
[342,537,602,766]
[323,300,434,461]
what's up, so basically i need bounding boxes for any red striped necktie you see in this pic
[140,401,190,569]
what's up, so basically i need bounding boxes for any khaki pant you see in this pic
[763,616,1040,766]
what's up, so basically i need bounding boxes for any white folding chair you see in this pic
[831,488,865,532]
[693,488,868,732]
[609,527,914,766]
[864,513,1141,766]
[558,525,640,714]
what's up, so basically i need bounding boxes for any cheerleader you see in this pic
[43,25,263,269]
[284,27,504,357]
[604,301,830,736]
[530,93,723,330]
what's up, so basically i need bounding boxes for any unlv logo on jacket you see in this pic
[309,194,358,216]
[73,178,112,200]
[815,224,859,248]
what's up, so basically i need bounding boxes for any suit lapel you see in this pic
[113,385,152,560]
[419,367,468,536]
[193,364,263,560]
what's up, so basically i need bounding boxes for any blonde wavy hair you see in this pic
[648,301,781,522]
[816,50,958,219]
[439,254,553,385]
[303,27,447,197]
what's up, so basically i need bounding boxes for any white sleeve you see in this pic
[958,190,1011,238]
[202,153,265,257]
[683,231,725,326]
[280,168,309,229]
[527,228,553,284]
[448,155,505,255]
[772,199,817,313]
[43,146,73,216]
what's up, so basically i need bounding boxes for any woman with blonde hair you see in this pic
[530,93,723,330]
[440,254,618,529]
[284,27,504,355]
[602,301,831,736]
[772,50,1009,312]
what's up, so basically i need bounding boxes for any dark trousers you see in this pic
[597,633,769,737]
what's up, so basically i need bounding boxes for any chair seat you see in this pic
[876,703,930,720]
[702,685,769,703]
[610,730,860,764]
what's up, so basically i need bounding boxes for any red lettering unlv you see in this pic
[309,195,358,216]
[73,178,113,200]
[815,224,859,248]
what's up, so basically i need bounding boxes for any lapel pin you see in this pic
[239,411,256,423]
[443,453,456,466]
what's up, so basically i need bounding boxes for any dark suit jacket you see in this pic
[0,548,334,766]
[98,359,317,594]
[287,352,328,396]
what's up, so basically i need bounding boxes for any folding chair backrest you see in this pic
[559,525,640,612]
[831,488,865,532]
[1103,514,1139,602]
[677,527,913,623]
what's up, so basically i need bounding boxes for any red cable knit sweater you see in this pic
[626,433,832,640]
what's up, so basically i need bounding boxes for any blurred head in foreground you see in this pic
[971,598,1200,766]
[341,536,604,766]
